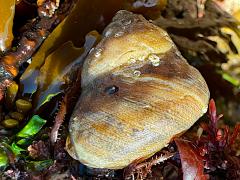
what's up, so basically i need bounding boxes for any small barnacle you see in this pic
[148,54,161,66]
[114,31,124,37]
[133,70,141,77]
[129,57,137,64]
[95,48,103,57]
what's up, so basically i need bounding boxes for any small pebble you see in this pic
[16,99,32,113]
[2,119,19,128]
[5,82,18,109]
[9,112,24,121]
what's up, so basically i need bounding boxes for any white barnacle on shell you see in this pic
[148,54,161,66]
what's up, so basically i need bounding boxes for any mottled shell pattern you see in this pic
[67,10,210,169]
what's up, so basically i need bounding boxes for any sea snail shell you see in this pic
[67,10,210,169]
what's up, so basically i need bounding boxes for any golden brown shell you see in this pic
[67,10,210,169]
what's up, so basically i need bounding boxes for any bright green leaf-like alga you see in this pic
[17,115,46,138]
